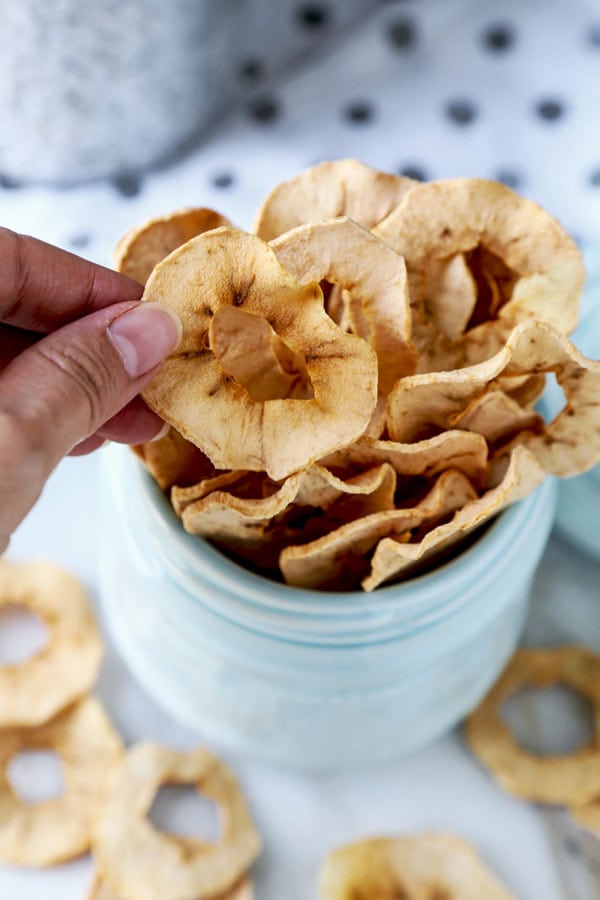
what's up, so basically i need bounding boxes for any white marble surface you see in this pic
[2,456,600,899]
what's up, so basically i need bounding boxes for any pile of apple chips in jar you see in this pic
[116,160,600,592]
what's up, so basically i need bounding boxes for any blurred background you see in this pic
[1,0,600,263]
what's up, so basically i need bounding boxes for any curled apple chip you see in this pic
[87,873,254,900]
[181,463,397,544]
[425,253,478,341]
[113,207,232,286]
[452,390,544,446]
[93,742,260,900]
[387,320,600,477]
[364,445,545,591]
[132,428,215,492]
[0,697,123,866]
[142,228,378,481]
[0,560,103,727]
[374,178,584,369]
[253,158,415,240]
[466,646,600,805]
[270,217,416,393]
[318,833,515,900]
[321,430,489,483]
[281,469,476,591]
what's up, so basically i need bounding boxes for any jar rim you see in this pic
[105,445,556,638]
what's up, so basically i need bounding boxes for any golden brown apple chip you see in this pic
[374,178,584,370]
[387,320,600,477]
[113,207,232,286]
[93,742,260,900]
[0,560,103,727]
[141,228,378,480]
[0,697,123,866]
[270,217,416,393]
[466,646,600,806]
[253,158,415,240]
[318,833,516,899]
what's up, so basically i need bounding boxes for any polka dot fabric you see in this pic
[2,0,600,261]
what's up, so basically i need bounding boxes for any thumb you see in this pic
[0,301,181,548]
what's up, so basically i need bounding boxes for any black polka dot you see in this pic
[296,4,330,29]
[212,172,235,189]
[587,24,600,47]
[239,59,265,83]
[343,100,375,124]
[589,168,600,187]
[69,233,92,249]
[0,173,23,189]
[112,172,143,198]
[247,95,281,123]
[387,17,417,50]
[495,169,523,190]
[535,98,565,122]
[444,99,478,126]
[398,164,428,181]
[482,22,515,52]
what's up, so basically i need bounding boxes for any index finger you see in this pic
[0,227,143,333]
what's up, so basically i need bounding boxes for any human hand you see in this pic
[0,227,181,552]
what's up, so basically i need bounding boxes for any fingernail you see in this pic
[148,420,171,442]
[107,302,182,379]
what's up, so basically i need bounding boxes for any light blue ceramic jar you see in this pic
[546,244,600,561]
[99,445,555,770]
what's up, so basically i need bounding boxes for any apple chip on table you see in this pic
[117,161,600,591]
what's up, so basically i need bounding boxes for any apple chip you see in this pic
[387,320,600,477]
[0,560,103,727]
[181,463,397,544]
[466,646,600,805]
[0,697,123,866]
[171,471,252,517]
[321,430,488,483]
[318,833,515,899]
[94,742,261,900]
[374,178,584,369]
[113,207,232,286]
[270,217,416,393]
[132,427,216,491]
[142,228,378,481]
[281,469,476,591]
[425,253,478,341]
[452,390,544,446]
[364,445,545,591]
[253,158,415,240]
[87,873,254,900]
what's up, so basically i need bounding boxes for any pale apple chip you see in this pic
[466,646,600,806]
[425,253,478,341]
[318,833,516,900]
[0,697,123,867]
[374,178,584,369]
[280,469,476,591]
[452,390,544,446]
[364,445,545,591]
[132,427,215,491]
[321,430,489,483]
[87,872,254,900]
[270,217,417,393]
[253,158,415,241]
[182,463,397,544]
[171,471,252,517]
[387,320,600,477]
[0,560,103,728]
[141,228,378,481]
[113,207,232,286]
[93,742,261,900]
